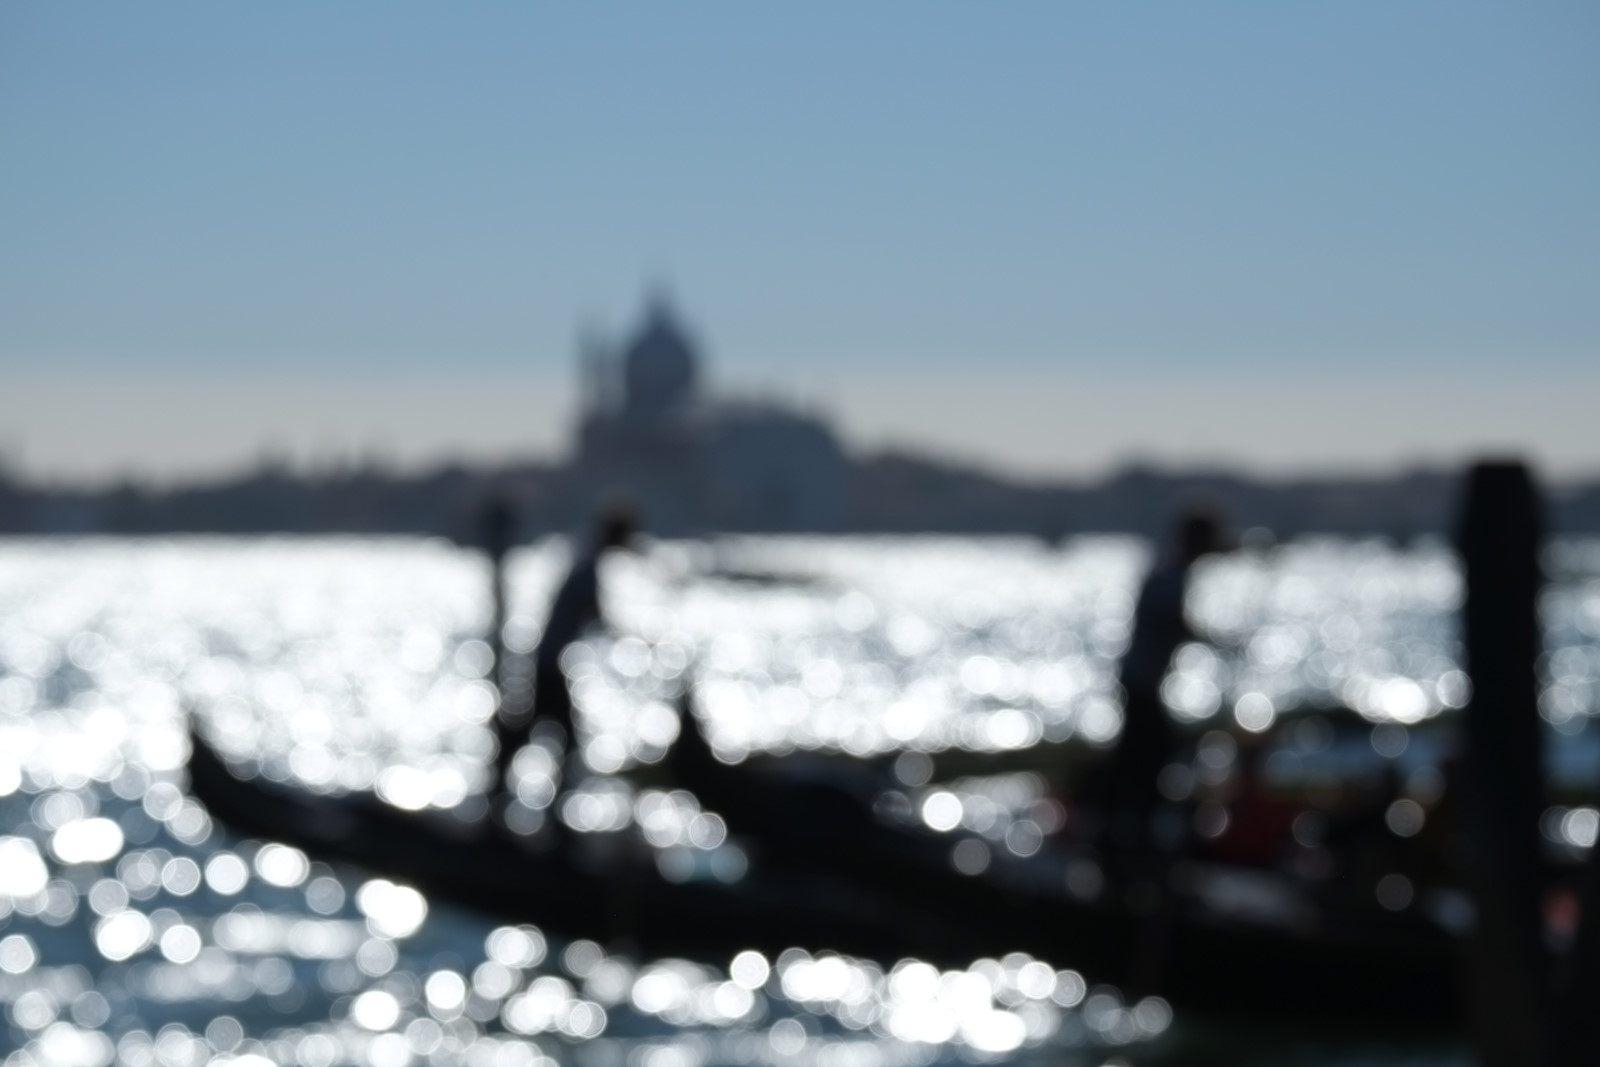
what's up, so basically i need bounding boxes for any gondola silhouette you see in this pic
[186,690,1459,1022]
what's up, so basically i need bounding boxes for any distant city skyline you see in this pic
[9,359,1596,488]
[3,3,1596,485]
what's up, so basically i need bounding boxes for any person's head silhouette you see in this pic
[596,502,638,551]
[1176,505,1228,565]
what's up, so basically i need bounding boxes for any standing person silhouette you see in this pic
[493,505,637,799]
[1104,506,1228,867]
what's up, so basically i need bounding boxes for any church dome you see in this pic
[622,299,698,417]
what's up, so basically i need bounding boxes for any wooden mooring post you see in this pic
[481,496,524,797]
[483,496,513,697]
[1457,461,1547,1065]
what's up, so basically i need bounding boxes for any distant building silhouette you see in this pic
[6,294,1600,537]
[566,296,847,534]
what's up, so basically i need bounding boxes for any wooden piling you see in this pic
[1457,460,1547,1065]
[482,496,521,795]
[484,497,513,693]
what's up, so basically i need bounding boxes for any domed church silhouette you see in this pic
[567,295,846,535]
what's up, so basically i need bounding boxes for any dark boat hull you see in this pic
[670,701,1464,1023]
[186,722,1462,1022]
[184,722,994,965]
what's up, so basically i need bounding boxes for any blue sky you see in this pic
[2,3,1596,483]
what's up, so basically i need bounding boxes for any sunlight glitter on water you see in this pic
[0,536,1180,1066]
[5,535,1595,798]
[0,534,1595,1065]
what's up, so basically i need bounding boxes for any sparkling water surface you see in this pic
[2,535,1597,1067]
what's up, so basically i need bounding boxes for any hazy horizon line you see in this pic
[7,437,1593,496]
